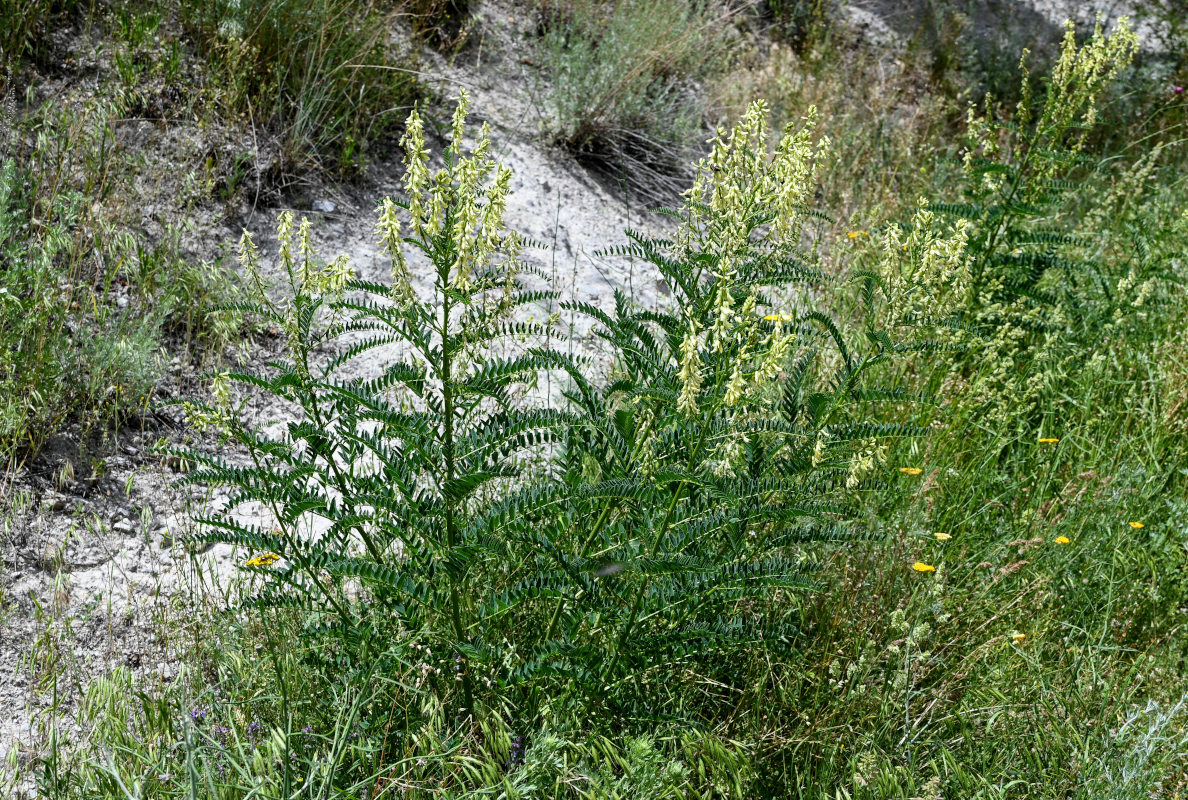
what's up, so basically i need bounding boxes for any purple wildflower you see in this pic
[1174,85,1184,94]
[190,708,207,723]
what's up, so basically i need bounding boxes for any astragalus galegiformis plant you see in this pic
[479,100,925,717]
[173,96,927,729]
[173,91,576,716]
[917,18,1162,428]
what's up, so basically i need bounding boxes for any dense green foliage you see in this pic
[5,5,1188,799]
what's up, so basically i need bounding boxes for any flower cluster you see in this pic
[244,552,281,568]
[672,101,831,478]
[875,200,972,330]
[398,90,519,296]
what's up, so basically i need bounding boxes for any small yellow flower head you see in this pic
[244,552,281,568]
[763,313,795,322]
[912,562,936,572]
[1038,437,1059,443]
[320,253,355,295]
[1055,535,1071,544]
[811,433,827,468]
[1010,632,1026,645]
[724,362,747,407]
[401,108,430,232]
[376,197,414,305]
[933,532,951,541]
[847,230,866,239]
[297,216,315,260]
[237,228,267,301]
[237,228,260,273]
[900,467,923,476]
[450,88,472,155]
[1128,521,1144,529]
[676,317,703,416]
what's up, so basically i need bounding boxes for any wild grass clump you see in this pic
[536,0,735,202]
[0,0,87,69]
[0,94,244,467]
[175,0,419,175]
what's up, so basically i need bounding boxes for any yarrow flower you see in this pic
[933,532,951,541]
[911,562,936,572]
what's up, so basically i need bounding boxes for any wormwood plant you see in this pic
[173,96,927,736]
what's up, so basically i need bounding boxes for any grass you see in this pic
[535,0,736,202]
[169,0,421,176]
[3,4,1188,800]
[0,33,246,466]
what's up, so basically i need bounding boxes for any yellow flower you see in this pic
[1010,632,1026,644]
[847,230,866,239]
[911,562,936,572]
[933,532,951,541]
[245,552,281,568]
[1128,521,1144,529]
[762,313,794,321]
[1055,536,1071,544]
[1038,437,1059,443]
[899,467,923,476]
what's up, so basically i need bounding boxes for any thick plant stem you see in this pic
[440,289,476,717]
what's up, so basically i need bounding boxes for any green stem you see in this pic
[440,289,476,717]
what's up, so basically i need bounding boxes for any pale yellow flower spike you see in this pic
[933,532,951,541]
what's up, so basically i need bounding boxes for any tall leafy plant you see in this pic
[494,102,927,716]
[918,17,1149,427]
[172,96,928,727]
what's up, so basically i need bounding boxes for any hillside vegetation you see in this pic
[1,1,1187,798]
